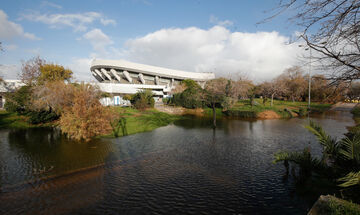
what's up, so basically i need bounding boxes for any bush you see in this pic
[28,110,59,124]
[4,86,32,114]
[130,90,155,110]
[223,110,257,118]
[351,106,360,117]
[170,81,204,109]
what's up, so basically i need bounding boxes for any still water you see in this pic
[0,112,355,214]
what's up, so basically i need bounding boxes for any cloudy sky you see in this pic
[0,0,306,82]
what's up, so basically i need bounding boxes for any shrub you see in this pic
[130,90,155,110]
[223,110,257,118]
[28,110,59,124]
[4,86,32,114]
[170,81,204,109]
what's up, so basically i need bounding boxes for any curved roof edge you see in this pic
[91,59,215,81]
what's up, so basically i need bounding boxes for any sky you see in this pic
[0,0,307,82]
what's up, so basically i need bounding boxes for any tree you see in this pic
[4,86,33,114]
[310,75,347,103]
[267,0,360,82]
[19,56,45,86]
[38,64,73,84]
[171,79,204,109]
[259,80,283,106]
[59,83,113,142]
[31,81,76,114]
[347,82,360,101]
[277,66,307,102]
[204,78,228,128]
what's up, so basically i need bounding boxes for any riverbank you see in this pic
[223,99,332,119]
[0,108,182,138]
[106,107,182,137]
[308,195,360,215]
[159,99,332,119]
[350,104,360,134]
[0,110,54,128]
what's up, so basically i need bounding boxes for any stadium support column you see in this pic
[94,69,105,81]
[101,68,112,81]
[138,73,146,84]
[123,70,132,83]
[110,69,121,82]
[155,76,160,85]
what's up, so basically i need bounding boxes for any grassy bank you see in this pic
[309,195,360,215]
[0,110,50,129]
[350,105,360,134]
[106,107,182,137]
[224,99,332,119]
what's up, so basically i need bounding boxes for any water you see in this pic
[0,111,355,214]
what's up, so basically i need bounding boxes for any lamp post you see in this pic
[299,45,312,111]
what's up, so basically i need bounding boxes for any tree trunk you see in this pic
[271,93,274,107]
[212,103,216,128]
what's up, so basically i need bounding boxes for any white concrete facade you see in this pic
[90,59,215,96]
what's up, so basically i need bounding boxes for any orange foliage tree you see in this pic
[59,83,114,142]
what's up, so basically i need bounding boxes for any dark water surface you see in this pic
[0,111,355,215]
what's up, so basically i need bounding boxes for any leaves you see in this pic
[305,120,340,161]
[338,171,360,188]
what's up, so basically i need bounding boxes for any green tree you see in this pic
[37,64,73,84]
[4,86,32,114]
[130,90,155,110]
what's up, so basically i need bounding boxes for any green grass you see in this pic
[106,107,182,137]
[349,106,360,134]
[0,110,38,128]
[311,195,360,215]
[226,99,332,118]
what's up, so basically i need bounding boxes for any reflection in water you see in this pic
[0,112,355,214]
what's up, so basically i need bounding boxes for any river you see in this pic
[0,111,355,214]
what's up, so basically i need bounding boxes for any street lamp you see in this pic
[299,44,312,112]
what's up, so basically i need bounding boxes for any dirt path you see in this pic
[330,102,358,111]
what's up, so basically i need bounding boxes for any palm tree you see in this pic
[274,121,360,187]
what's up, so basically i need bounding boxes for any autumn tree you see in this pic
[59,83,113,142]
[347,82,360,101]
[31,81,75,114]
[278,66,307,102]
[310,75,347,103]
[19,56,45,86]
[259,79,283,106]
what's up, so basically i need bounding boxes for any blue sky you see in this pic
[0,0,304,81]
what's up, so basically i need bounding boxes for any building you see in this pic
[90,59,215,98]
[0,80,26,108]
[0,60,215,108]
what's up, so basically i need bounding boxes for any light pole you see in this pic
[299,45,312,111]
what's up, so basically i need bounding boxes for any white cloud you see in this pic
[41,1,62,9]
[21,11,116,32]
[0,64,20,79]
[83,28,113,53]
[100,18,116,26]
[209,15,233,27]
[3,44,17,51]
[68,58,94,81]
[124,26,302,81]
[0,10,40,40]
